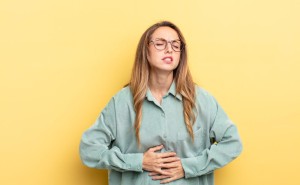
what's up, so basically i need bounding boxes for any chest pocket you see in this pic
[176,127,205,157]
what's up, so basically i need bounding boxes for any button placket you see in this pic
[161,109,166,137]
[160,105,169,150]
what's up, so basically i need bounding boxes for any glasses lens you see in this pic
[172,41,181,52]
[154,40,166,50]
[151,39,183,52]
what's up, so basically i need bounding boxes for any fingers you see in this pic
[149,169,171,177]
[160,161,180,169]
[148,145,177,159]
[160,176,176,184]
[149,171,170,180]
[157,169,172,176]
[147,167,171,176]
[149,145,164,152]
[158,151,177,158]
[149,160,185,184]
[144,145,180,175]
[160,156,180,163]
[151,175,169,180]
[148,172,159,176]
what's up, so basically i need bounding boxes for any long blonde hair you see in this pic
[129,21,196,145]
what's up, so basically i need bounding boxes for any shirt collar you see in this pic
[145,81,182,102]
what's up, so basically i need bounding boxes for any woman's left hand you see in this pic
[148,160,185,184]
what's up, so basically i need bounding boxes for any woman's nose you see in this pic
[165,42,173,53]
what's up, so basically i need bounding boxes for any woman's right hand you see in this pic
[142,145,180,176]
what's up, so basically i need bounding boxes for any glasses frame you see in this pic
[149,38,185,52]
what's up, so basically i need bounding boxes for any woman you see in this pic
[79,21,243,185]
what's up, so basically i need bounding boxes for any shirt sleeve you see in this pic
[79,97,144,172]
[181,95,243,178]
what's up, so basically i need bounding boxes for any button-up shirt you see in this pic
[79,81,243,185]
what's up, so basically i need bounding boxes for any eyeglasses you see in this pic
[149,38,185,52]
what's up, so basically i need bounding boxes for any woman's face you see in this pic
[147,26,181,74]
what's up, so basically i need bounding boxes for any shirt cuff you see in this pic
[181,155,214,178]
[181,157,199,178]
[124,153,144,172]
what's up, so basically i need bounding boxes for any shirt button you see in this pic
[161,113,165,117]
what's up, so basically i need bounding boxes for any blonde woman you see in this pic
[79,21,243,185]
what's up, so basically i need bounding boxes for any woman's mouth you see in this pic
[162,56,173,63]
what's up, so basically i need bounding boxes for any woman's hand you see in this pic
[149,160,185,184]
[142,145,180,176]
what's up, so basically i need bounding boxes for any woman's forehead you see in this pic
[151,26,180,40]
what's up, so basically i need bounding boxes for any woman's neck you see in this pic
[148,71,174,104]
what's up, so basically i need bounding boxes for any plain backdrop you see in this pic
[1,0,300,185]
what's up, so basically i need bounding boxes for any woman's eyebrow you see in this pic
[154,37,166,40]
[154,37,180,41]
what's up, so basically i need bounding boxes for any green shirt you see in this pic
[79,82,242,185]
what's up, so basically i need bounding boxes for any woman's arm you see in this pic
[79,97,179,174]
[149,92,242,183]
[79,98,143,172]
[181,96,243,178]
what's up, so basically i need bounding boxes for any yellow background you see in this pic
[1,0,299,185]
